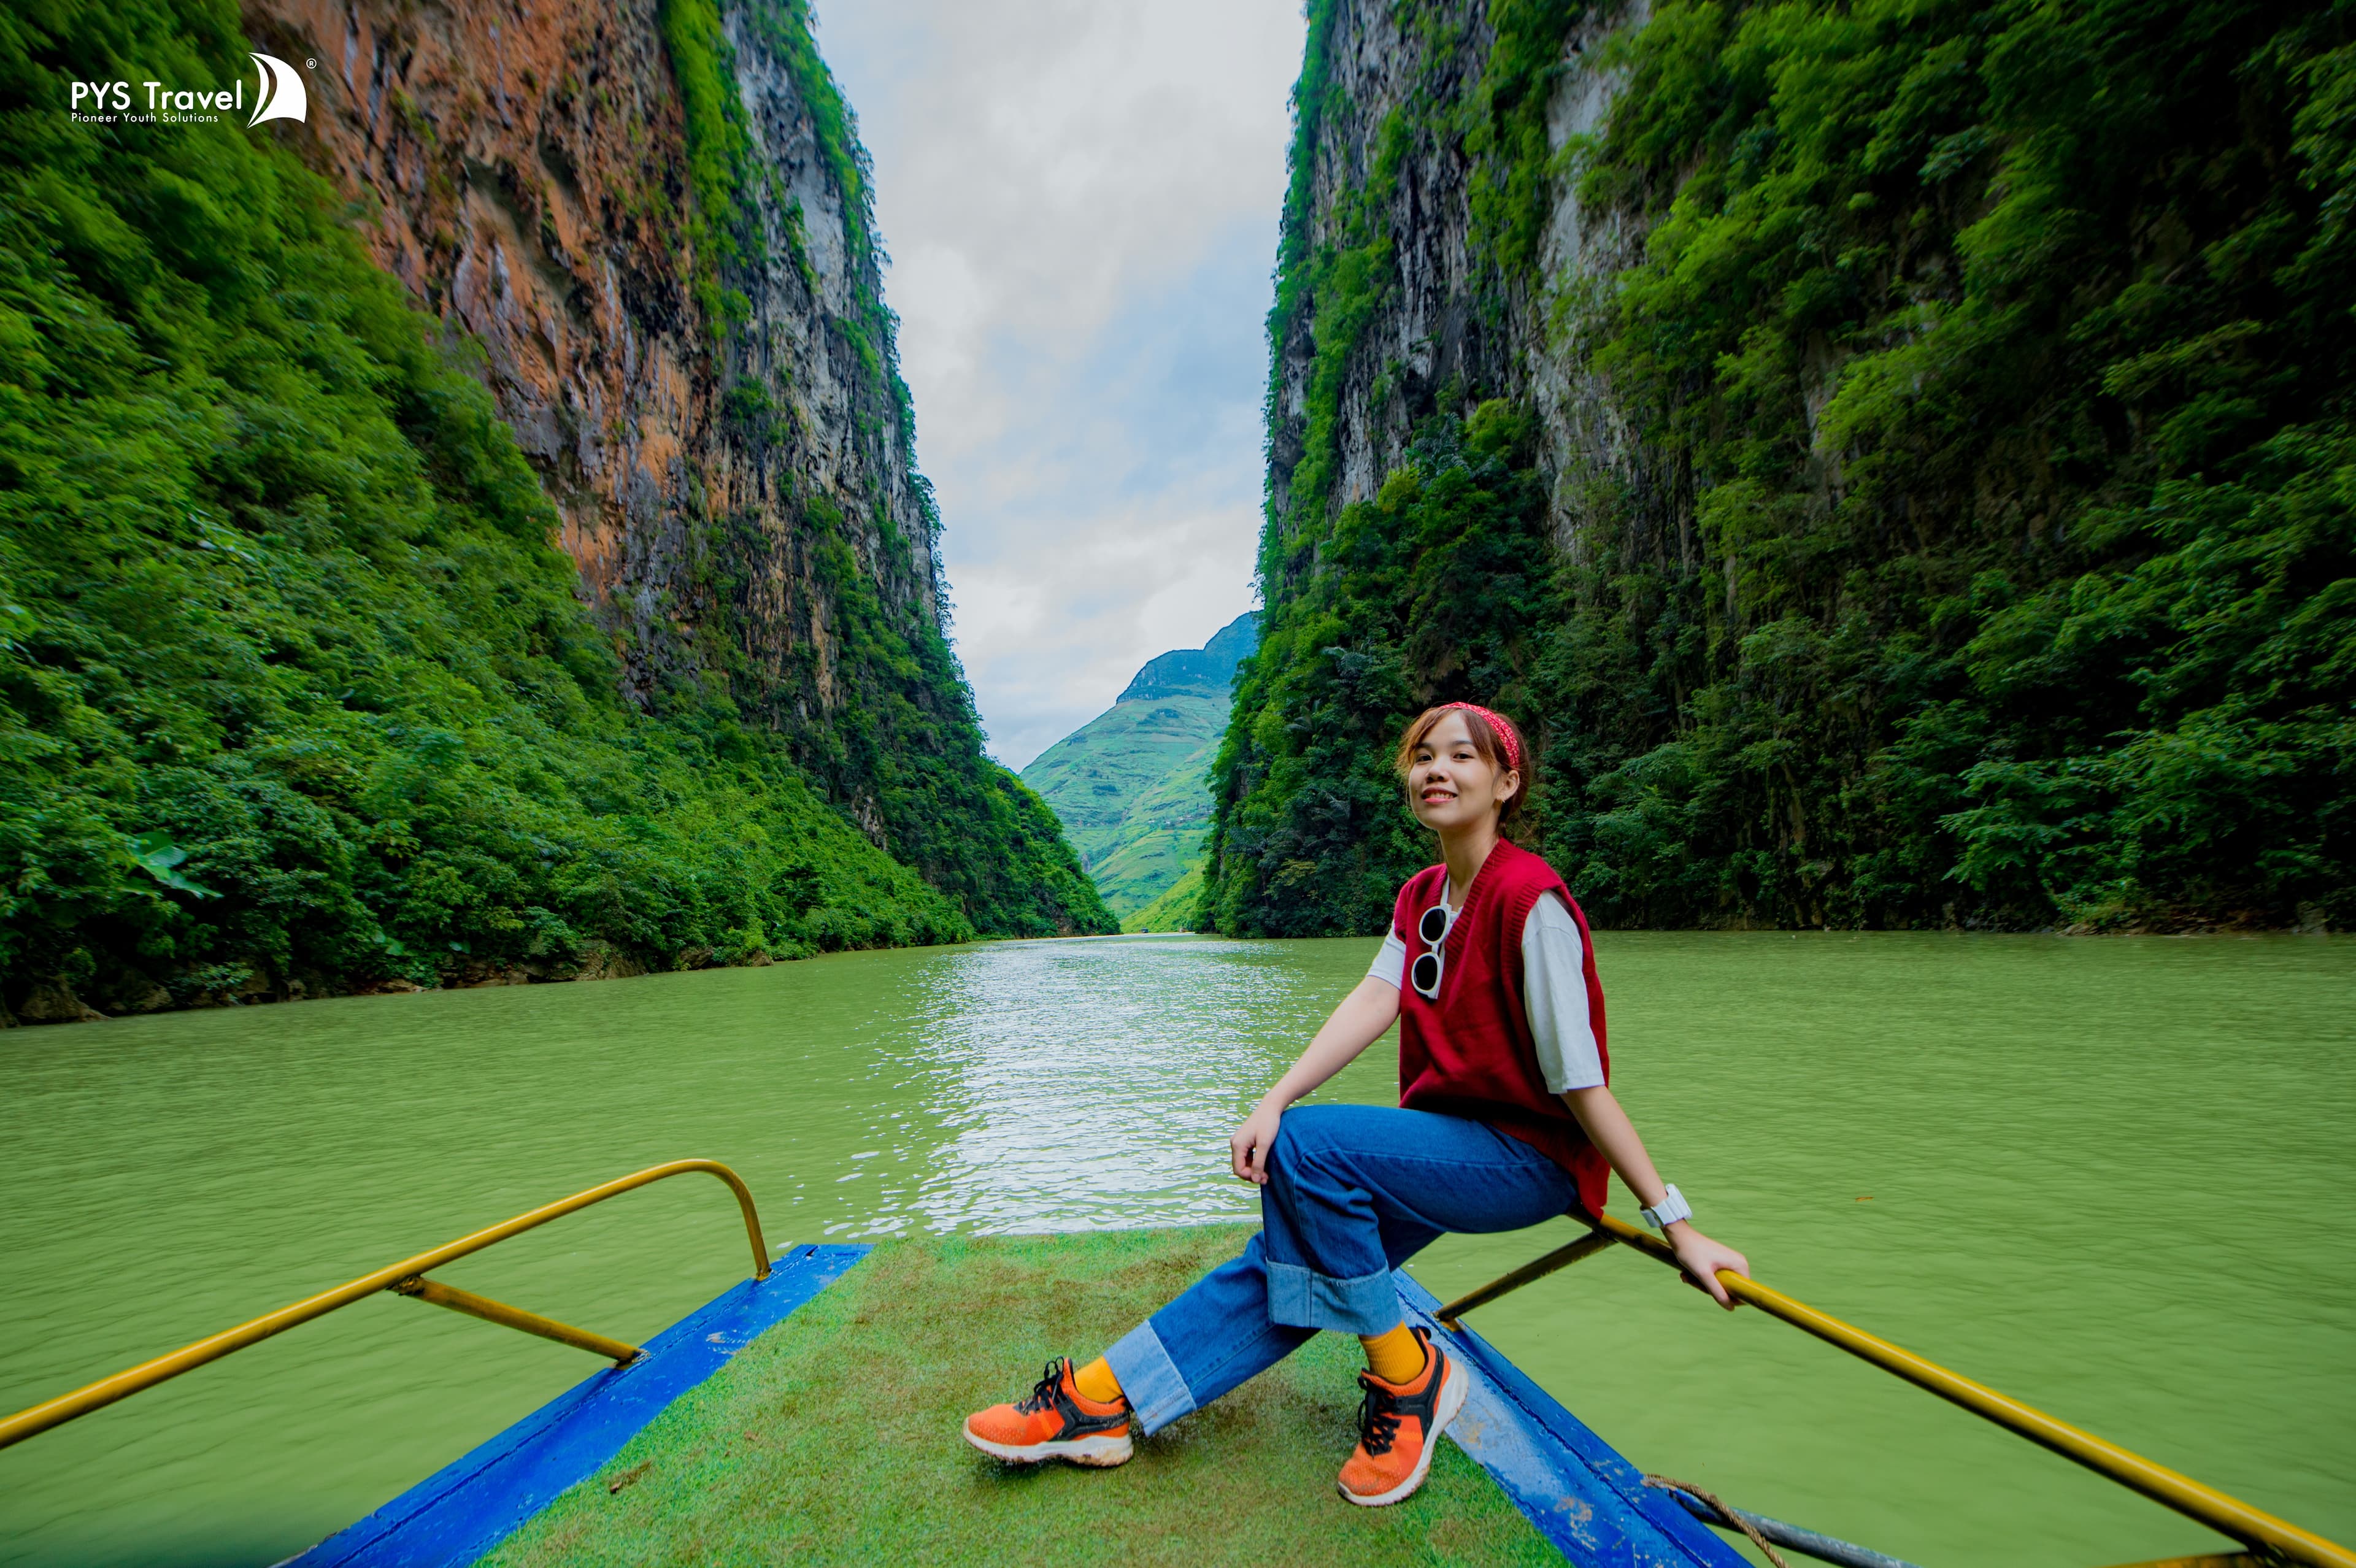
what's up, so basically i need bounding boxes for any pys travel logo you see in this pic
[69,52,310,128]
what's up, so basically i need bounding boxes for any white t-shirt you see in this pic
[1367,890,1604,1093]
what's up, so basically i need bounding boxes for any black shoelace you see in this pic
[1015,1359,1067,1415]
[1355,1379,1404,1457]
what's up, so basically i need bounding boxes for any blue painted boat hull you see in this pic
[1399,1273,1746,1567]
[285,1244,871,1568]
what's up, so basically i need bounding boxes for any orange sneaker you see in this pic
[963,1357,1134,1468]
[1336,1327,1466,1506]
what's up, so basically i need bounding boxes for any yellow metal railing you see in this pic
[1436,1212,2354,1568]
[0,1159,768,1453]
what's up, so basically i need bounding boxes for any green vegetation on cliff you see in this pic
[1206,0,2355,935]
[664,0,1114,943]
[1212,407,1558,936]
[0,0,1097,1020]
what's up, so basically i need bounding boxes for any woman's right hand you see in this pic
[1226,979,1396,1185]
[1230,1101,1286,1185]
[1668,1223,1751,1310]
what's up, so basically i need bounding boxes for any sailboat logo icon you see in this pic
[247,53,306,127]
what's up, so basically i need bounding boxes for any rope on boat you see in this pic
[1646,1477,1792,1567]
[1644,1476,1927,1568]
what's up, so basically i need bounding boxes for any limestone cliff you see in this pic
[1207,0,2352,936]
[1207,0,1660,936]
[1262,0,1644,551]
[239,0,1108,933]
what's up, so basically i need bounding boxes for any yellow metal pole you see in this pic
[1435,1229,1614,1328]
[0,1158,768,1453]
[1590,1213,2356,1568]
[390,1277,641,1364]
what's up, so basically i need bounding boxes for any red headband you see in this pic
[1440,702,1523,772]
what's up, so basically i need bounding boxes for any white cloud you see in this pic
[815,0,1304,769]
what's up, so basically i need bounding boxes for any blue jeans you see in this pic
[1102,1104,1577,1435]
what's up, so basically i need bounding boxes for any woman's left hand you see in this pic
[1667,1224,1750,1310]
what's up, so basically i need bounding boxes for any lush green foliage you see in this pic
[0,0,1041,1015]
[1207,0,2355,934]
[658,0,759,323]
[791,503,1111,936]
[1465,0,1588,279]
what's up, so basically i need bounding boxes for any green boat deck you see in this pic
[482,1226,1560,1567]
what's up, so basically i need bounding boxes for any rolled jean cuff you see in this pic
[1266,1258,1402,1335]
[1103,1321,1193,1435]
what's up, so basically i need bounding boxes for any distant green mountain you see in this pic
[1021,615,1257,921]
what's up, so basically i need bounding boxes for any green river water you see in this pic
[1,932,2350,1567]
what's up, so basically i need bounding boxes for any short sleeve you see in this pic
[1523,892,1603,1092]
[1368,929,1407,989]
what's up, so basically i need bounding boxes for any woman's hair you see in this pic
[1393,702,1534,831]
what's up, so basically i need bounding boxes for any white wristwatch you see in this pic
[1640,1183,1692,1231]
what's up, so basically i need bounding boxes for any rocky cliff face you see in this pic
[242,0,917,787]
[1202,0,1666,936]
[245,0,937,673]
[1264,0,1503,526]
[247,0,694,648]
[237,0,1104,930]
[1264,0,1646,553]
[716,5,942,732]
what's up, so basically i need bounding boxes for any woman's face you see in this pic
[1409,711,1519,833]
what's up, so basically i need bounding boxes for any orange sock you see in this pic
[1360,1323,1426,1385]
[1072,1356,1126,1406]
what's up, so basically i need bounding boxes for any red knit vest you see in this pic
[1392,839,1612,1219]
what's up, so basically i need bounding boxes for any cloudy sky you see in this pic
[814,0,1306,771]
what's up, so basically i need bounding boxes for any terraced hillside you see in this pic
[1021,615,1256,921]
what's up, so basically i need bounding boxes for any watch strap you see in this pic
[1640,1183,1692,1231]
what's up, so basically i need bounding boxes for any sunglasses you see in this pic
[1410,900,1455,1000]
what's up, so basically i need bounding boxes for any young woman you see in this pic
[963,702,1750,1506]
